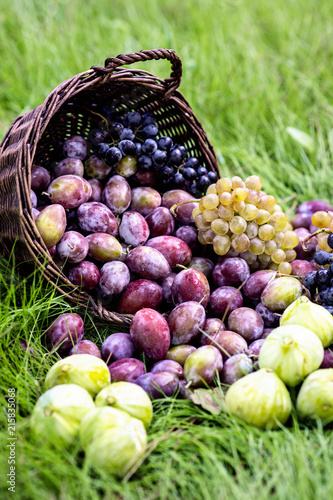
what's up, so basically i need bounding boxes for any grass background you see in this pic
[1,0,333,498]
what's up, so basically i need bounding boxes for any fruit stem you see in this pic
[302,228,330,251]
[170,199,200,217]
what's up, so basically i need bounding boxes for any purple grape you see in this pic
[126,246,171,281]
[108,358,146,383]
[130,187,161,216]
[210,286,243,317]
[56,231,89,263]
[118,279,163,314]
[102,175,131,214]
[99,261,130,296]
[45,312,84,353]
[145,207,175,237]
[135,371,179,399]
[77,202,118,236]
[130,309,170,361]
[101,333,136,364]
[62,135,87,159]
[171,268,210,308]
[168,301,206,345]
[227,307,264,341]
[31,165,51,191]
[146,236,192,269]
[255,302,280,328]
[68,261,100,290]
[221,353,253,385]
[243,270,276,301]
[151,360,183,378]
[53,158,84,178]
[212,257,250,287]
[69,340,102,358]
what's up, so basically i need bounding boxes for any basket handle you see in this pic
[91,48,182,98]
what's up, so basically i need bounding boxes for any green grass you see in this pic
[1,0,333,498]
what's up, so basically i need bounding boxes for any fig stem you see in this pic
[170,199,200,217]
[302,228,330,251]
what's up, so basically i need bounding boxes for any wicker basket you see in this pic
[0,48,219,326]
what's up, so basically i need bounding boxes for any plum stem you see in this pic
[302,228,330,251]
[170,200,200,217]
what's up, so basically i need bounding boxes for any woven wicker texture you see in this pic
[0,48,219,325]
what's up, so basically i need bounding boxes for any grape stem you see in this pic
[301,228,330,251]
[170,200,200,217]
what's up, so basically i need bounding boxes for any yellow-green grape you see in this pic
[219,192,233,206]
[317,233,331,252]
[258,253,271,264]
[229,216,247,234]
[240,250,258,266]
[192,206,202,219]
[206,183,217,194]
[258,224,275,241]
[202,194,219,210]
[258,194,277,213]
[278,262,292,275]
[195,214,211,230]
[271,248,286,264]
[280,230,299,250]
[203,229,216,244]
[269,212,288,231]
[246,189,259,206]
[274,232,284,244]
[329,219,333,233]
[269,262,279,271]
[203,208,219,222]
[216,177,232,193]
[285,249,297,262]
[233,201,246,213]
[246,222,259,239]
[241,204,259,221]
[232,188,248,203]
[311,211,331,229]
[199,198,205,211]
[245,175,262,191]
[198,230,207,245]
[211,218,229,235]
[249,237,265,255]
[272,204,283,212]
[282,222,293,232]
[231,176,245,189]
[213,235,231,255]
[265,239,277,255]
[254,209,270,225]
[231,233,250,253]
[218,205,234,221]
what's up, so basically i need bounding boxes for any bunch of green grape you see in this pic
[192,175,299,274]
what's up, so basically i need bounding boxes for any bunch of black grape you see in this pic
[91,110,217,194]
[304,233,333,312]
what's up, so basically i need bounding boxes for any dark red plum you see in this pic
[204,330,248,360]
[290,259,318,278]
[184,346,223,387]
[101,333,136,363]
[53,158,84,178]
[130,186,161,216]
[118,279,163,314]
[162,189,198,224]
[221,353,253,385]
[320,348,333,368]
[31,165,51,192]
[227,307,264,341]
[45,312,84,353]
[171,268,210,307]
[294,228,317,260]
[56,231,89,263]
[165,345,197,366]
[291,213,312,230]
[119,211,150,246]
[210,286,243,317]
[126,246,171,281]
[168,301,206,345]
[161,272,177,304]
[255,302,280,328]
[77,202,118,236]
[243,270,276,301]
[68,261,100,290]
[247,338,265,356]
[296,200,333,214]
[146,235,192,269]
[46,175,92,209]
[135,371,179,399]
[69,340,101,358]
[108,358,146,383]
[173,225,199,253]
[260,328,274,339]
[132,169,157,186]
[102,175,131,214]
[88,179,102,202]
[85,154,111,179]
[62,135,87,159]
[212,257,250,287]
[130,308,170,361]
[86,233,122,262]
[99,261,130,296]
[200,318,226,345]
[145,207,175,237]
[151,360,183,378]
[31,190,37,208]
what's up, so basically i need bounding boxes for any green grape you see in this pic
[202,194,219,210]
[311,211,331,229]
[272,204,283,212]
[258,253,271,264]
[254,209,270,225]
[219,192,233,205]
[285,249,296,262]
[278,262,292,274]
[232,188,248,202]
[264,239,277,255]
[231,233,250,253]
[258,194,276,212]
[249,237,265,255]
[245,175,262,191]
[233,201,246,213]
[198,230,207,245]
[239,250,257,266]
[258,224,275,241]
[246,189,259,206]
[275,232,284,244]
[192,206,202,219]
[195,214,211,230]
[241,204,259,221]
[216,178,232,193]
[246,222,259,239]
[203,229,216,244]
[229,216,247,234]
[271,249,286,264]
[231,176,245,189]
[211,218,229,235]
[202,208,219,222]
[269,262,279,271]
[280,230,299,250]
[213,235,231,255]
[269,212,287,231]
[317,233,331,252]
[218,205,234,221]
[206,184,217,195]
